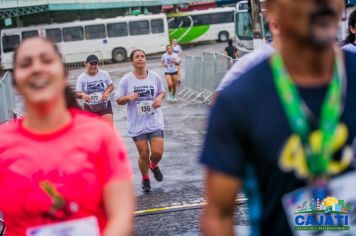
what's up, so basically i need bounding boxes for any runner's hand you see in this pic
[82,94,91,102]
[152,97,162,108]
[102,93,109,101]
[127,92,139,102]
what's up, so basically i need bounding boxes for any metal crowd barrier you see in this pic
[180,52,234,103]
[0,71,16,124]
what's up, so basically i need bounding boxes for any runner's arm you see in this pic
[102,128,135,236]
[102,84,114,101]
[75,91,90,100]
[202,169,241,236]
[75,77,90,100]
[234,48,240,58]
[200,91,248,235]
[116,93,139,105]
[103,180,135,236]
[153,91,165,108]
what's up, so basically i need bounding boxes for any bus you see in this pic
[1,13,169,70]
[234,0,270,52]
[167,7,235,44]
[234,1,352,52]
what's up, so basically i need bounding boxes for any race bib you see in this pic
[137,102,155,116]
[26,216,100,236]
[282,171,356,236]
[89,92,102,103]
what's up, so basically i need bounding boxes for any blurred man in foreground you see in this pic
[200,0,356,235]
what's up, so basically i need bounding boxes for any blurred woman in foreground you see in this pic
[0,37,135,236]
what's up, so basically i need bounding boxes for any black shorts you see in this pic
[83,100,113,116]
[165,72,178,76]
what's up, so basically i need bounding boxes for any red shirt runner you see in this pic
[0,109,132,236]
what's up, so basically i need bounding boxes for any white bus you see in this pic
[1,13,169,70]
[234,0,270,52]
[167,7,235,44]
[234,1,351,52]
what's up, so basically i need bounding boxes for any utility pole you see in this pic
[250,0,264,49]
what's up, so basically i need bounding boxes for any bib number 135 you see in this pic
[137,102,155,115]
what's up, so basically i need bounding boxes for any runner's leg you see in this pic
[149,137,164,165]
[165,74,173,93]
[149,136,164,181]
[165,74,173,100]
[135,140,150,178]
[172,74,179,96]
[176,65,181,84]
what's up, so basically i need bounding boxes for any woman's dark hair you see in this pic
[129,49,146,61]
[343,9,356,46]
[12,37,80,109]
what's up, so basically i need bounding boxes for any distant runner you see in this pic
[172,39,183,84]
[224,39,239,59]
[115,49,166,192]
[342,9,356,53]
[161,45,180,102]
[210,21,281,105]
[76,55,114,124]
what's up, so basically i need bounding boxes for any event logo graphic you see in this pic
[294,197,351,231]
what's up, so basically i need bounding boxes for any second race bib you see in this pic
[137,102,155,116]
[89,92,102,103]
[26,216,100,236]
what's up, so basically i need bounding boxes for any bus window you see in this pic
[209,12,234,24]
[221,12,234,23]
[107,22,128,37]
[63,26,84,42]
[22,30,38,39]
[2,35,20,53]
[168,18,178,29]
[236,12,253,40]
[46,28,62,43]
[168,16,191,29]
[193,15,210,26]
[151,19,164,34]
[129,20,149,36]
[85,24,106,40]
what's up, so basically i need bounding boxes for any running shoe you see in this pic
[171,96,177,102]
[150,166,163,182]
[166,93,172,102]
[141,179,152,192]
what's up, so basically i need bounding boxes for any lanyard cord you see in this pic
[270,52,346,178]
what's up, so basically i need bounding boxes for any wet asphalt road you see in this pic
[68,42,250,235]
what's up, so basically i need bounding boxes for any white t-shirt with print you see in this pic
[114,70,165,137]
[76,69,113,104]
[161,52,179,73]
[173,45,183,57]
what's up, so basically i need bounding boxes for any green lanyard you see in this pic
[270,53,343,177]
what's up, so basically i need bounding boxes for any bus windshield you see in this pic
[235,11,253,40]
[235,11,272,42]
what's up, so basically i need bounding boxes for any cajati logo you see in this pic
[294,197,351,231]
